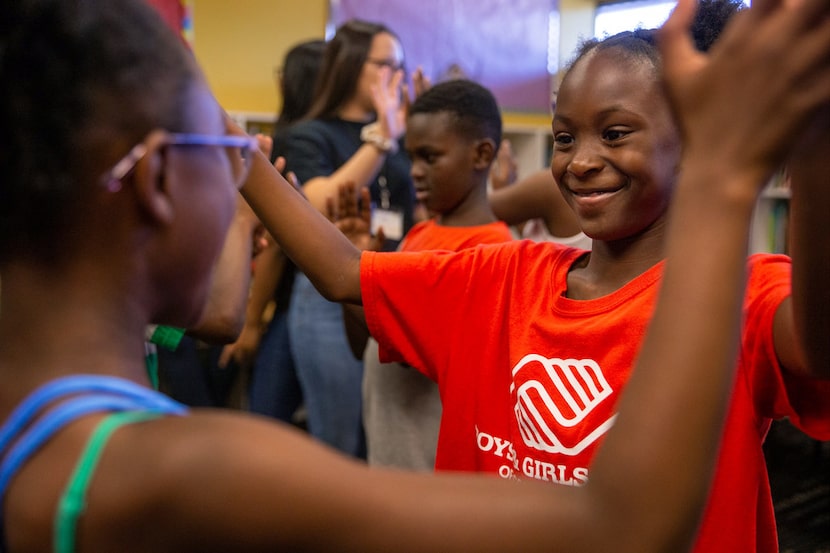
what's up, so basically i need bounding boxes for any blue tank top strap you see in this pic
[0,375,184,454]
[0,394,181,497]
[0,375,186,553]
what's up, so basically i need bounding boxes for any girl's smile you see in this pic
[552,48,680,243]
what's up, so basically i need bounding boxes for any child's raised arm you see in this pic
[559,0,830,548]
[783,107,830,377]
[7,0,830,551]
[238,142,364,305]
[186,1,830,550]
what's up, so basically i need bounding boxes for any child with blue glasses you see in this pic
[1,0,828,551]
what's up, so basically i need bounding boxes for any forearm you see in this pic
[241,149,363,304]
[189,205,257,343]
[489,176,547,226]
[787,134,830,377]
[243,241,284,331]
[490,169,574,232]
[585,163,757,552]
[302,143,389,213]
[342,304,369,360]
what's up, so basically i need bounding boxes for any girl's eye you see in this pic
[604,129,630,142]
[553,133,574,147]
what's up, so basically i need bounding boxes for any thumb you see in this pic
[373,227,387,251]
[273,155,287,174]
[217,345,233,369]
[255,134,273,158]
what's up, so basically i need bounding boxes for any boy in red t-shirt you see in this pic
[354,79,515,470]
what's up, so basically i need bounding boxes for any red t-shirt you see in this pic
[361,240,830,553]
[400,219,513,253]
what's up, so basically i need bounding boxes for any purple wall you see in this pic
[332,0,557,113]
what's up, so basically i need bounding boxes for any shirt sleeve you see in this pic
[361,244,516,381]
[742,254,830,439]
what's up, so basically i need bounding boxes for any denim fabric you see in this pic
[247,310,303,423]
[288,272,366,459]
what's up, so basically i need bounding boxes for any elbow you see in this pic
[308,253,364,305]
[316,274,360,305]
[188,311,245,345]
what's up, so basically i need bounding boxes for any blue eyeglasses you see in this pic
[101,132,259,192]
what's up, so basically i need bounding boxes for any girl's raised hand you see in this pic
[658,0,830,186]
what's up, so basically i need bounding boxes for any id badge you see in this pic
[372,208,404,241]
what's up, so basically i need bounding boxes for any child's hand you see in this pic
[402,66,432,114]
[235,194,268,256]
[371,66,407,142]
[326,182,385,252]
[658,0,830,187]
[255,133,273,158]
[490,139,518,191]
[217,322,262,370]
[273,156,305,198]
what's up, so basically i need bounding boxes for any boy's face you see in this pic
[405,111,481,216]
[551,49,681,242]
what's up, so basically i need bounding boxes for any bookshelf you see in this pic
[750,171,791,255]
[501,113,554,179]
[229,111,277,139]
[230,110,555,180]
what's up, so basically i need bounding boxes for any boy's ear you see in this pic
[132,130,175,225]
[473,138,497,170]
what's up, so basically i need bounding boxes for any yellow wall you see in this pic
[192,0,597,119]
[192,0,328,114]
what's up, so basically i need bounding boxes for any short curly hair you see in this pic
[0,0,197,265]
[408,79,502,146]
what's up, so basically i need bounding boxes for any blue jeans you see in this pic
[288,273,366,459]
[247,310,303,423]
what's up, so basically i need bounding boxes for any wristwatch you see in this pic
[361,122,399,154]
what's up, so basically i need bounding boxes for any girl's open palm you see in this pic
[659,0,830,185]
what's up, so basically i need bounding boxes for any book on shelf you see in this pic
[767,199,790,255]
[763,168,791,199]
